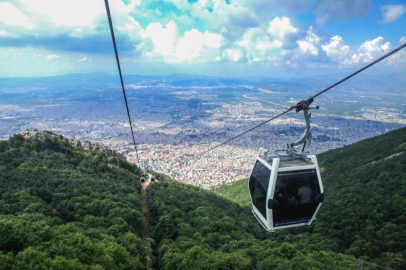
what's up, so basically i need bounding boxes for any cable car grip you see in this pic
[285,97,320,158]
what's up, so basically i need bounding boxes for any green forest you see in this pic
[0,133,145,269]
[0,127,405,269]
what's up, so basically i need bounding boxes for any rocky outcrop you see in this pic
[20,130,123,158]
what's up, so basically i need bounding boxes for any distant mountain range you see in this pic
[0,72,405,95]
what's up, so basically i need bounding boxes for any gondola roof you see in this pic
[258,152,315,168]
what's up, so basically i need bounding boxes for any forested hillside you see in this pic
[147,174,357,269]
[1,128,405,269]
[0,133,145,269]
[216,127,406,269]
[214,177,250,207]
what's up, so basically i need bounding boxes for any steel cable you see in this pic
[192,42,406,160]
[104,0,140,163]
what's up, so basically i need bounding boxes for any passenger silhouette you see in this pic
[297,182,313,204]
[287,193,299,206]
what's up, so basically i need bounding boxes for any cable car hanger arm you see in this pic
[287,103,319,156]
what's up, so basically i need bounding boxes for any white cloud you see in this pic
[322,35,351,63]
[351,36,391,64]
[0,2,36,29]
[297,40,318,56]
[175,29,222,62]
[142,21,178,58]
[0,30,8,37]
[19,0,139,28]
[141,21,223,63]
[221,48,245,62]
[381,4,406,23]
[235,28,281,62]
[187,0,254,43]
[400,36,406,45]
[322,36,405,67]
[20,0,102,27]
[267,17,298,40]
[46,54,60,60]
[202,32,223,48]
[296,27,320,56]
[176,30,203,61]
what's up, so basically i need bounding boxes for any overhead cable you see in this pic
[193,42,406,159]
[104,0,139,163]
[306,42,406,102]
[195,108,294,159]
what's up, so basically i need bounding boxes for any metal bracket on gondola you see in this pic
[273,97,319,160]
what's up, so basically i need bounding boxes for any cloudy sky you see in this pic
[0,0,405,77]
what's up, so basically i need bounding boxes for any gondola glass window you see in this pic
[273,169,321,227]
[249,161,271,217]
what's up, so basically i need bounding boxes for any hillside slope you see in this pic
[0,133,145,269]
[1,128,405,269]
[214,177,250,207]
[216,127,406,268]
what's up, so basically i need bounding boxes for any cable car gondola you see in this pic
[249,99,324,231]
[139,160,148,184]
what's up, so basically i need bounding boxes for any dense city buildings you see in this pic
[1,74,405,188]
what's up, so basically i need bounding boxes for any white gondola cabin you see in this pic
[249,149,324,231]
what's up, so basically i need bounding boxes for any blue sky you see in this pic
[0,0,405,77]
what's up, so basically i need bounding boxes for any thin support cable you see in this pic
[104,0,139,163]
[192,42,406,160]
[195,107,295,159]
[307,42,406,102]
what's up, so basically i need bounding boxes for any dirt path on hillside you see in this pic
[141,174,153,270]
[141,175,151,242]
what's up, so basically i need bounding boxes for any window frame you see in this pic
[272,169,320,226]
[269,156,324,230]
[248,157,272,223]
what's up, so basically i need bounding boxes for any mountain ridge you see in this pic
[19,129,123,158]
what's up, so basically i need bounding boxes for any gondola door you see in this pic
[248,157,274,230]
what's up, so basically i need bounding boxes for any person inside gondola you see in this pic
[275,179,287,206]
[287,191,299,206]
[297,181,313,204]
